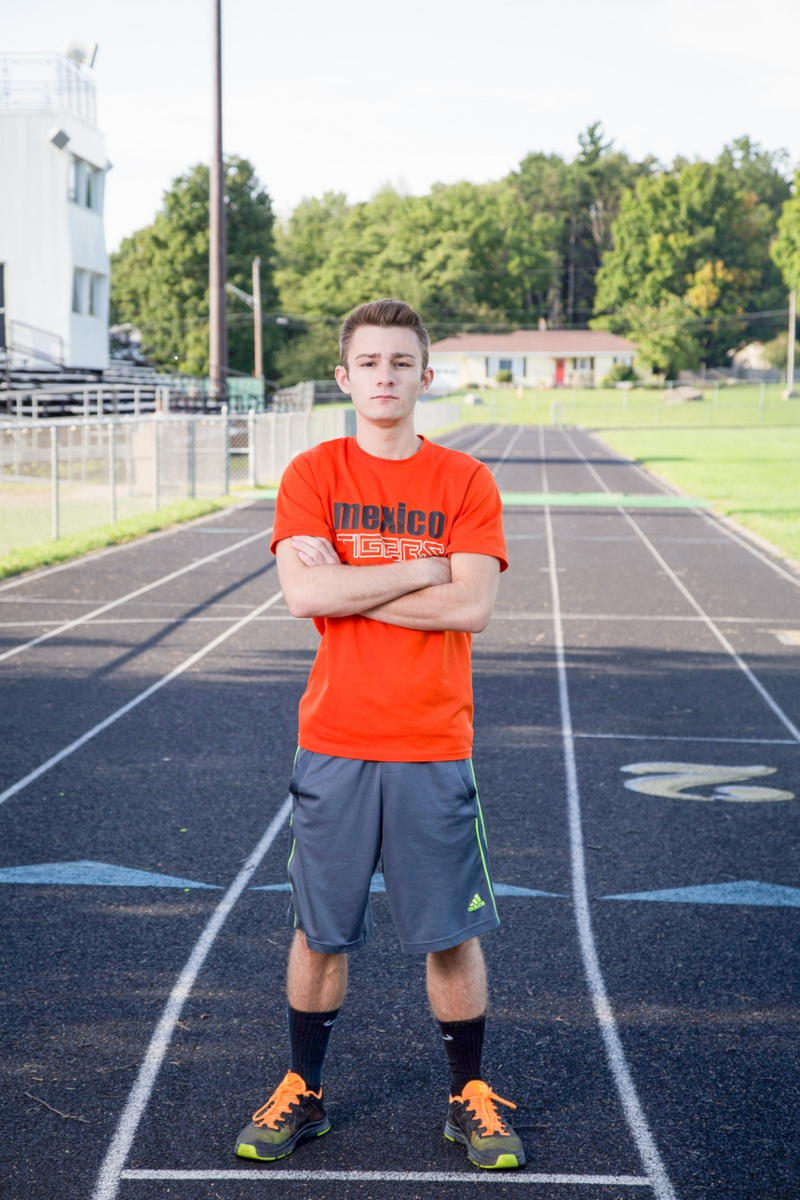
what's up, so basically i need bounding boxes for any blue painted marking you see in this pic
[603,880,800,907]
[0,860,221,888]
[250,874,565,897]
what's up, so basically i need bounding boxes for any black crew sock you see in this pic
[437,1014,486,1096]
[288,1005,340,1092]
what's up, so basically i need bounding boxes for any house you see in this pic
[0,46,111,371]
[428,330,638,392]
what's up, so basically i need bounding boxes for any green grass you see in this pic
[598,426,800,563]
[0,496,241,580]
[451,382,800,429]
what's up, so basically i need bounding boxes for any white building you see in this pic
[0,49,110,371]
[428,330,638,392]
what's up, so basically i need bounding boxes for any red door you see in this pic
[555,358,565,386]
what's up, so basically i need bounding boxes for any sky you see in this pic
[6,0,800,252]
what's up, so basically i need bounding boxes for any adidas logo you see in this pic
[467,893,485,912]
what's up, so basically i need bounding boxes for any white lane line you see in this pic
[4,609,791,623]
[588,432,800,593]
[93,795,293,1200]
[0,589,284,809]
[438,424,489,449]
[487,612,800,623]
[0,497,263,594]
[574,732,798,746]
[0,615,296,628]
[467,424,507,457]
[491,424,525,479]
[540,426,677,1200]
[561,428,800,744]
[0,597,259,607]
[120,1168,650,1186]
[0,524,274,664]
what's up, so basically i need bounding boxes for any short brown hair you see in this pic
[339,298,430,372]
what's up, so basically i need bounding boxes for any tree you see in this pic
[771,170,800,292]
[508,125,654,327]
[717,137,791,220]
[273,179,560,362]
[592,157,786,371]
[273,321,341,386]
[111,157,277,377]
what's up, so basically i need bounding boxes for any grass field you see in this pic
[598,426,800,563]
[448,382,800,429]
[3,385,797,577]
[0,496,241,580]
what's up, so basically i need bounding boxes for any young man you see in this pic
[235,298,524,1170]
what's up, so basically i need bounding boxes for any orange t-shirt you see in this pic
[271,435,508,761]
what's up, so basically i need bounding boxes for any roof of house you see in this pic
[429,330,638,355]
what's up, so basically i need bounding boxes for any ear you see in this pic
[419,367,435,395]
[334,364,351,394]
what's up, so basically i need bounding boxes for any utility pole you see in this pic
[252,256,263,379]
[784,290,797,399]
[209,0,227,405]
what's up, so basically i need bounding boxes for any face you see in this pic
[335,325,434,428]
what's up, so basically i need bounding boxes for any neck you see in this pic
[355,414,421,460]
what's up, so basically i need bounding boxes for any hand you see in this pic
[292,535,341,567]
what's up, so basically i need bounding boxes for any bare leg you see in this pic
[287,928,348,1011]
[426,937,487,1021]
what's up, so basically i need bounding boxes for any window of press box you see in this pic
[68,156,103,213]
[89,273,104,317]
[72,268,87,314]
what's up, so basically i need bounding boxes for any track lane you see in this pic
[3,424,799,1200]
[556,427,800,743]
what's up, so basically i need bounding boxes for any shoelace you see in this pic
[459,1081,516,1136]
[251,1071,315,1128]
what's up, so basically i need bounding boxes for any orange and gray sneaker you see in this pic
[235,1071,331,1161]
[444,1079,525,1169]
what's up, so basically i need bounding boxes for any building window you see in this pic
[0,263,5,350]
[89,273,104,317]
[68,156,103,213]
[72,268,87,314]
[499,359,513,372]
[575,357,594,371]
[86,166,102,212]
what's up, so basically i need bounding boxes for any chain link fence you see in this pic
[0,399,462,555]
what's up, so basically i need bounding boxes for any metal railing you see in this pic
[0,399,463,554]
[0,53,96,123]
[1,383,171,421]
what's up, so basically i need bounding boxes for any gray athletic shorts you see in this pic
[286,749,500,955]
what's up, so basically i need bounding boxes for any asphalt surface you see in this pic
[1,424,798,1200]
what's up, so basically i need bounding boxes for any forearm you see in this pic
[361,579,493,633]
[281,558,444,619]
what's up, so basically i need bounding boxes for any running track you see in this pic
[1,425,798,1200]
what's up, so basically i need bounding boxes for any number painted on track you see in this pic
[621,762,794,803]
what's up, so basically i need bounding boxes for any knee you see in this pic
[429,936,481,971]
[292,930,343,972]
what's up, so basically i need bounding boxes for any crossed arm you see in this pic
[274,536,500,633]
